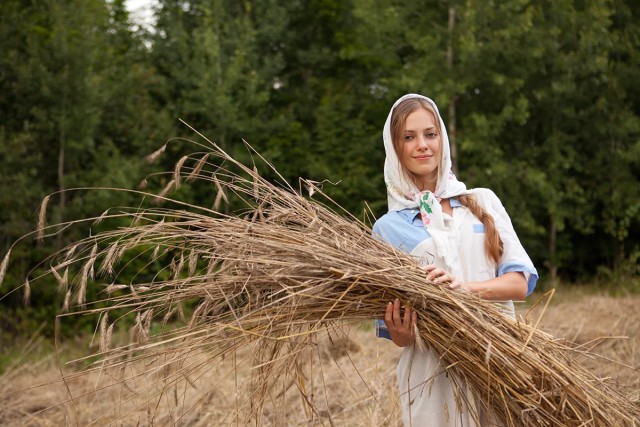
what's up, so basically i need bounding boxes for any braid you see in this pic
[458,194,503,264]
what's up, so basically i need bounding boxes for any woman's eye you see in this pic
[403,135,414,141]
[426,132,438,139]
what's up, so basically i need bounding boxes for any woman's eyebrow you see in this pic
[404,126,437,131]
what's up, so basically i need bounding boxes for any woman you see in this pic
[373,94,538,426]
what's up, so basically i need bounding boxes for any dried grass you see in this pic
[531,293,640,403]
[1,328,401,426]
[3,135,639,426]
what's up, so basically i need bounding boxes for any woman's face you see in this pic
[399,108,441,191]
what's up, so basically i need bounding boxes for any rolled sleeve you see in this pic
[498,262,538,296]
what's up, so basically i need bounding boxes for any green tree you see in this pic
[349,0,640,285]
[455,0,640,284]
[151,1,284,149]
[0,0,169,338]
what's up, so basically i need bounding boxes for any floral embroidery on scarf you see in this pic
[418,191,434,226]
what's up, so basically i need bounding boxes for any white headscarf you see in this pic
[383,93,471,266]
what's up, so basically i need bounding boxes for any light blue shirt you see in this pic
[372,198,538,296]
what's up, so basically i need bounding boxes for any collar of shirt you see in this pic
[398,197,462,223]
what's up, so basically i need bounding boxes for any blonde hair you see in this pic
[390,98,504,264]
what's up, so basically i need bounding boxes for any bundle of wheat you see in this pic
[3,131,639,426]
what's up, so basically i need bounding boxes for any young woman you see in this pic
[373,94,538,426]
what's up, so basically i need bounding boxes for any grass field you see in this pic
[1,290,638,426]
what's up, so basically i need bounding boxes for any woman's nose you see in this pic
[417,135,429,148]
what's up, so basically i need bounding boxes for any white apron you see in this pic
[396,211,506,427]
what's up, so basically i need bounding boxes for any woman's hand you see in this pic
[424,264,463,290]
[384,298,417,347]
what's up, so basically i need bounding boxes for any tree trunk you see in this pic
[57,101,66,248]
[446,4,458,173]
[56,51,69,248]
[548,216,557,287]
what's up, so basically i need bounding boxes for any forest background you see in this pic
[0,0,639,343]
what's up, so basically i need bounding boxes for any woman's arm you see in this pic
[459,272,527,300]
[383,271,526,348]
[426,265,527,301]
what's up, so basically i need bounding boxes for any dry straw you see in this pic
[7,132,640,426]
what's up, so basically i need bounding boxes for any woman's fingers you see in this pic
[384,299,401,326]
[423,264,437,272]
[423,264,467,292]
[424,264,443,280]
[424,264,458,285]
[393,298,402,323]
[386,299,408,326]
[403,302,412,327]
[427,267,447,282]
[383,299,416,347]
[385,301,394,324]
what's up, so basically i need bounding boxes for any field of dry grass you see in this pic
[526,290,640,403]
[0,291,638,426]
